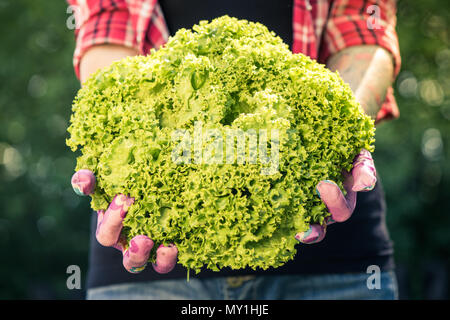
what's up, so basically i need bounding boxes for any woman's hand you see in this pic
[71,170,178,274]
[296,149,377,244]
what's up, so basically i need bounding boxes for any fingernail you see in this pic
[296,224,326,244]
[295,226,316,243]
[128,263,147,274]
[359,184,375,191]
[73,186,85,196]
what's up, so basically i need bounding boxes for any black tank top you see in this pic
[159,0,293,48]
[86,0,394,289]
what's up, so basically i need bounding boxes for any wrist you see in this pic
[79,44,140,84]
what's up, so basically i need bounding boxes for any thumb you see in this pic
[71,169,96,196]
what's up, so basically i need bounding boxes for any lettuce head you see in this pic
[67,16,375,273]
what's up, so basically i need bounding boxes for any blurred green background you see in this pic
[0,0,449,299]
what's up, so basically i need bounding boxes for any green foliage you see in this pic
[67,16,374,273]
[0,0,88,299]
[374,0,450,298]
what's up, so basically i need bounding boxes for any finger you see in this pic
[96,194,134,247]
[71,169,96,196]
[295,224,326,244]
[152,244,178,274]
[123,235,154,274]
[351,149,377,192]
[316,178,356,223]
[98,210,130,251]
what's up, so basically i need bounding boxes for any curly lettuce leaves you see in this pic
[67,16,375,273]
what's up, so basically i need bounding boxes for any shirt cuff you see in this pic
[321,2,401,78]
[72,8,138,80]
[375,87,400,124]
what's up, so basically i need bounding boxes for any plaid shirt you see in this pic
[68,0,401,123]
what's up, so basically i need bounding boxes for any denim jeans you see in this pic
[87,271,398,300]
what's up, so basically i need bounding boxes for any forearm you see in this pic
[326,45,394,120]
[79,44,140,84]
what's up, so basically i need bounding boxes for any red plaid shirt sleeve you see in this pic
[67,0,168,79]
[318,0,402,123]
[319,0,401,76]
